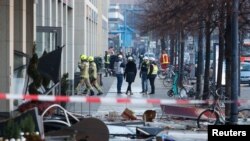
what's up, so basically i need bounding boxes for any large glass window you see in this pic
[13,51,29,107]
[36,32,56,58]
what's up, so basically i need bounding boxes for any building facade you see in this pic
[0,0,109,114]
[75,0,109,66]
[0,0,34,114]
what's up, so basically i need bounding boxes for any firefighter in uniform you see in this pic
[88,56,103,95]
[148,57,158,94]
[160,50,170,71]
[78,54,95,96]
[104,51,110,77]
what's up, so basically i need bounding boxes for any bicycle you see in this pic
[158,68,168,79]
[167,71,188,98]
[197,90,250,128]
[162,66,175,87]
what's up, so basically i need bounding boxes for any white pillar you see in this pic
[0,0,15,113]
[84,1,87,54]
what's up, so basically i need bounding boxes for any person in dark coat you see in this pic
[124,56,137,95]
[138,53,144,69]
[109,54,117,76]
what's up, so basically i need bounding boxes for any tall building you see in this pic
[0,0,109,114]
[108,4,124,48]
[109,0,143,51]
[0,0,34,114]
[110,0,142,5]
[75,0,109,65]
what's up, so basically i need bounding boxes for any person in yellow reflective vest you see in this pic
[88,56,103,95]
[148,57,158,94]
[78,54,95,96]
[104,51,110,77]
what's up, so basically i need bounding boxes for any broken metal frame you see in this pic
[42,104,80,127]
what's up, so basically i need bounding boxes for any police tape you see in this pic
[0,93,249,105]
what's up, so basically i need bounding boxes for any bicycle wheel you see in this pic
[179,87,187,98]
[197,109,219,129]
[163,78,173,87]
[158,70,166,79]
[238,109,250,124]
[167,89,174,97]
[182,76,189,85]
[187,88,195,98]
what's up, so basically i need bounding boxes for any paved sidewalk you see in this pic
[67,73,166,116]
[97,74,158,115]
[66,74,209,140]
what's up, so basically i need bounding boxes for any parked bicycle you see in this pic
[167,71,188,98]
[158,65,174,80]
[162,65,175,87]
[197,89,250,128]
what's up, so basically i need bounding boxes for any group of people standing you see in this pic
[113,52,158,95]
[140,57,158,94]
[112,53,137,95]
[77,49,168,96]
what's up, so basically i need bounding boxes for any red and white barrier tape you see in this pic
[0,93,249,105]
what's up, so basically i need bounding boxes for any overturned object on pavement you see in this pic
[121,108,137,120]
[143,110,156,122]
[136,127,164,138]
[46,117,109,141]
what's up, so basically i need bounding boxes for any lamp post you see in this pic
[230,0,239,124]
[124,9,127,52]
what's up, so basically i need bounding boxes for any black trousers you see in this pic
[126,82,132,93]
[149,75,156,93]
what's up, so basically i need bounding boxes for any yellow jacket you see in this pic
[79,61,89,78]
[89,61,97,79]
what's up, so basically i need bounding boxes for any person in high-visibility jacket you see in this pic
[140,56,149,94]
[148,57,158,94]
[160,50,170,71]
[78,54,95,96]
[104,51,110,77]
[88,56,103,95]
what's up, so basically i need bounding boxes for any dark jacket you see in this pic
[140,61,149,77]
[124,61,137,83]
[109,55,117,69]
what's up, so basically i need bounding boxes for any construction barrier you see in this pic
[0,93,249,105]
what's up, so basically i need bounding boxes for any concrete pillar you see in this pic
[0,0,15,113]
[67,6,74,80]
[83,1,87,54]
[52,0,58,26]
[74,0,86,69]
[62,5,68,74]
[26,0,34,55]
[14,0,26,53]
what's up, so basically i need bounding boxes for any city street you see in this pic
[67,74,250,116]
[2,0,250,140]
[66,71,250,140]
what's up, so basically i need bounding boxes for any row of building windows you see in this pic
[89,0,97,7]
[86,5,98,23]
